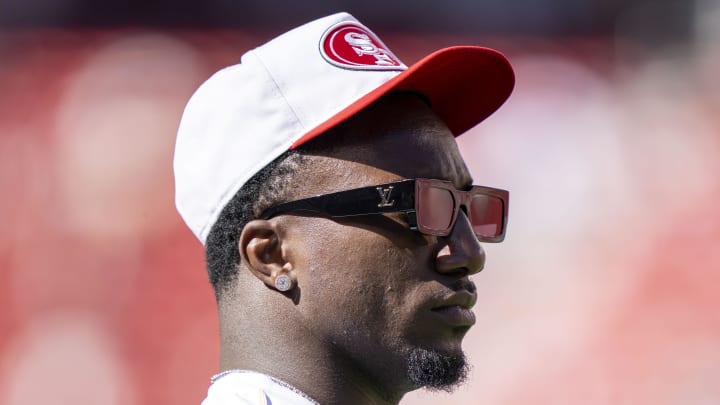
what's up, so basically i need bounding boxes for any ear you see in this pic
[239,219,295,291]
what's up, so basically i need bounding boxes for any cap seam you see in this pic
[253,51,307,137]
[197,52,307,243]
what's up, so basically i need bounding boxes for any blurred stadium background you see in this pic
[1,1,719,404]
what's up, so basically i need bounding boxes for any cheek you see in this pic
[291,219,425,342]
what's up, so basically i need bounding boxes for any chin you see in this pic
[413,324,470,358]
[404,345,469,392]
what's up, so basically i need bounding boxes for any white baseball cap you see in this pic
[174,12,514,244]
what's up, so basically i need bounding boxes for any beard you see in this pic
[405,347,469,392]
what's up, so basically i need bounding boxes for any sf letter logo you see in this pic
[344,32,395,66]
[320,21,405,71]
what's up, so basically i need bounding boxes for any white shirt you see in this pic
[201,370,320,405]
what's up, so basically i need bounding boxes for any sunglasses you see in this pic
[259,178,509,242]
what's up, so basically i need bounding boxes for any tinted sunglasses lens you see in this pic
[469,194,504,238]
[418,185,455,232]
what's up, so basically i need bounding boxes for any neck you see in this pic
[218,301,408,405]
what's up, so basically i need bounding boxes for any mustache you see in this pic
[449,278,476,294]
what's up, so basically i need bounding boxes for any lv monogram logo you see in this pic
[376,186,395,207]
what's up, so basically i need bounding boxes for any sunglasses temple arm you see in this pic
[259,180,417,219]
[259,199,326,219]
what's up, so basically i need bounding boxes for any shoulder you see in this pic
[201,370,318,405]
[202,373,269,405]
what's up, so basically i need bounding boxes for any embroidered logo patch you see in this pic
[320,21,406,71]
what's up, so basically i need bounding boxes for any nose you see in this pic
[435,210,486,276]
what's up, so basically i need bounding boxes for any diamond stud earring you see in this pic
[274,274,293,292]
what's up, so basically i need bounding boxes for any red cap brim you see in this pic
[290,46,515,149]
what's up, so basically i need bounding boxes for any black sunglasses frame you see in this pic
[259,178,508,242]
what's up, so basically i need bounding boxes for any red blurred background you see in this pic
[1,2,719,404]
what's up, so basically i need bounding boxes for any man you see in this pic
[174,12,514,405]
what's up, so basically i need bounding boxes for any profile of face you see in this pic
[261,93,486,394]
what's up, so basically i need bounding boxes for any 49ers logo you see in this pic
[320,21,406,71]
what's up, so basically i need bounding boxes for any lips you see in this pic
[431,305,476,326]
[429,291,477,327]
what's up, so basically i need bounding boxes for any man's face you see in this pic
[277,93,485,393]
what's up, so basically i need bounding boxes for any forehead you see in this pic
[298,93,473,194]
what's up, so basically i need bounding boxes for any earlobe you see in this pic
[239,219,296,292]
